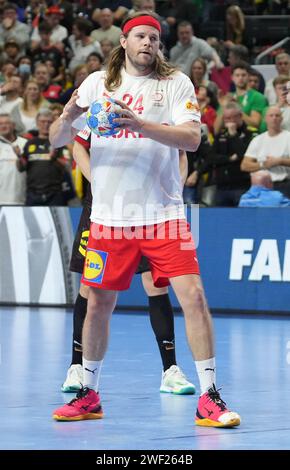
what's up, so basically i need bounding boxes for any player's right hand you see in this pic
[62,90,88,123]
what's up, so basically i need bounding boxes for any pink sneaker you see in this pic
[195,385,241,427]
[53,387,104,421]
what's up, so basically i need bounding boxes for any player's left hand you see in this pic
[264,156,278,168]
[113,99,145,132]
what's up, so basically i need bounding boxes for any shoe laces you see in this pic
[168,365,185,378]
[69,365,82,379]
[68,386,90,406]
[206,384,226,411]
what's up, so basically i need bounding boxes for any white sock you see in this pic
[83,358,103,392]
[195,357,216,395]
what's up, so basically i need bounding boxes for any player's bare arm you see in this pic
[49,90,88,148]
[179,150,188,187]
[73,141,91,182]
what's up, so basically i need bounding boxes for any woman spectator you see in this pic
[17,56,32,82]
[190,57,218,101]
[11,79,49,133]
[224,5,245,47]
[197,85,217,140]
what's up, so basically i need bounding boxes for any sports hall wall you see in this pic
[0,206,289,313]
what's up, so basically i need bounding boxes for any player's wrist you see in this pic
[60,112,74,126]
[259,161,265,169]
[138,119,145,133]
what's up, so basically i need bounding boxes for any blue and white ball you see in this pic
[86,97,120,136]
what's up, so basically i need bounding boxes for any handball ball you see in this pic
[86,97,120,136]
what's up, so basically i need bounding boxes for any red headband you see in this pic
[122,16,161,35]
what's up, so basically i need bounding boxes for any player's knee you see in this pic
[88,291,116,316]
[187,286,206,313]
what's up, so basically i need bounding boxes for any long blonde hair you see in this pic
[226,5,245,45]
[104,11,178,92]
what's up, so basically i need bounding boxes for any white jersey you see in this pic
[0,136,27,205]
[245,130,290,182]
[74,69,200,226]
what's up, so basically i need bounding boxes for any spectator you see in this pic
[211,44,265,95]
[208,103,255,206]
[248,68,262,92]
[239,170,290,207]
[90,8,121,47]
[43,58,64,86]
[17,109,67,206]
[169,21,223,76]
[183,126,212,205]
[0,60,17,82]
[91,1,132,26]
[0,3,30,54]
[86,52,103,74]
[224,5,245,48]
[265,53,290,105]
[33,63,62,102]
[10,78,49,133]
[156,0,200,49]
[0,74,23,113]
[214,64,268,135]
[0,112,27,205]
[29,21,63,73]
[260,75,290,132]
[189,57,218,100]
[17,56,32,81]
[59,64,89,105]
[241,106,290,198]
[24,0,47,29]
[68,17,102,72]
[30,4,68,51]
[55,1,74,32]
[196,85,217,138]
[100,38,114,69]
[2,38,21,64]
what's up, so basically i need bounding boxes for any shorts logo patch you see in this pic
[83,249,108,284]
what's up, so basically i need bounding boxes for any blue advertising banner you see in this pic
[70,208,290,313]
[197,208,290,313]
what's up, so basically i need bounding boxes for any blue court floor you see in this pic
[1,307,290,450]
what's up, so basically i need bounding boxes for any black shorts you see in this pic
[69,186,150,275]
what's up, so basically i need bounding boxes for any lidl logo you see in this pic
[83,249,108,284]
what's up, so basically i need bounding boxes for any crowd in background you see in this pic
[1,0,290,207]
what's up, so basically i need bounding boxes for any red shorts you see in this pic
[81,219,200,290]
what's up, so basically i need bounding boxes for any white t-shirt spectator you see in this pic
[0,135,27,205]
[68,36,102,72]
[31,24,68,45]
[0,95,23,114]
[245,130,290,182]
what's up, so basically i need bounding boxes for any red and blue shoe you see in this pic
[195,385,241,428]
[53,387,103,421]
